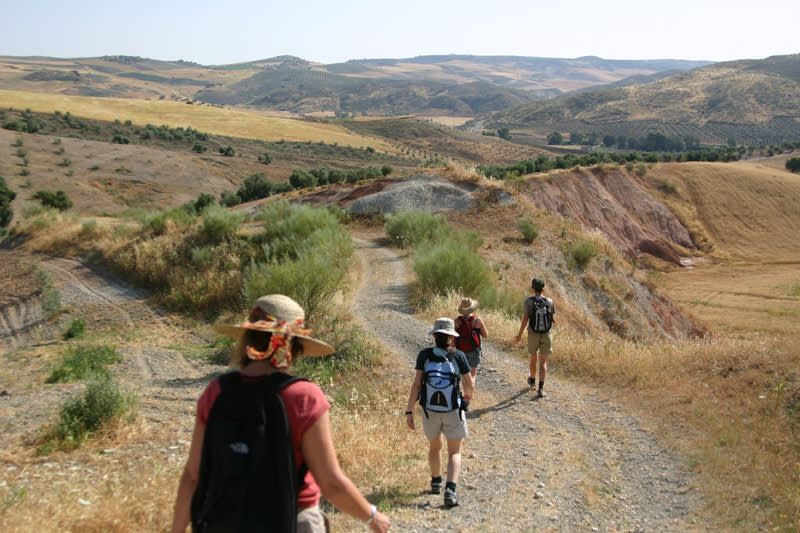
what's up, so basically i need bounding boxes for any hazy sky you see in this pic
[1,0,797,65]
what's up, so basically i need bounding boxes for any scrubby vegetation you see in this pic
[384,210,519,317]
[39,374,137,452]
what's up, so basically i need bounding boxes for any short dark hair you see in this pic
[434,332,451,349]
[532,277,545,291]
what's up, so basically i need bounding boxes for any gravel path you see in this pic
[349,234,704,532]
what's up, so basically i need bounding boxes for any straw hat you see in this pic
[457,297,478,315]
[214,294,334,356]
[428,317,458,336]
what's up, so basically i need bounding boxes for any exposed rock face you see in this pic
[347,174,475,214]
[523,168,695,263]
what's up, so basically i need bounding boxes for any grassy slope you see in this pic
[0,89,396,151]
[2,92,799,529]
[652,159,800,262]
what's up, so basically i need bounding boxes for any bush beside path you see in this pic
[349,233,703,531]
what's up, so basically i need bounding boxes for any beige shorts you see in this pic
[297,504,328,533]
[527,331,553,355]
[421,408,468,441]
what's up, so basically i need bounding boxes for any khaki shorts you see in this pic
[421,408,468,441]
[527,331,553,355]
[297,504,328,533]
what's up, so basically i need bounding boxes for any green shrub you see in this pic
[35,267,61,318]
[203,336,235,365]
[293,320,383,394]
[62,318,86,340]
[32,189,72,211]
[568,241,598,270]
[384,210,450,249]
[42,375,137,451]
[257,201,347,261]
[46,344,121,383]
[246,225,352,321]
[200,204,244,242]
[474,282,521,319]
[0,176,16,228]
[236,173,273,202]
[413,239,492,298]
[80,219,97,236]
[147,207,196,235]
[518,218,539,243]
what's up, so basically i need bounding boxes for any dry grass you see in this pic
[0,89,396,152]
[3,160,799,530]
[645,161,800,263]
[420,168,800,530]
[421,284,800,529]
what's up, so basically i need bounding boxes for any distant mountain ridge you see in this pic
[0,53,709,117]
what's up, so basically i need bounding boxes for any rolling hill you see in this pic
[483,54,800,146]
[0,54,709,117]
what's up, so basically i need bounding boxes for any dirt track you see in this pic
[349,233,704,531]
[0,239,706,531]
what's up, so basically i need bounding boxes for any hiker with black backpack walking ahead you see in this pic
[454,297,489,388]
[170,294,390,533]
[406,317,475,508]
[515,277,556,398]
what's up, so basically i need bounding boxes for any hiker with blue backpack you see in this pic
[515,277,556,398]
[170,294,390,533]
[405,317,475,508]
[454,297,489,387]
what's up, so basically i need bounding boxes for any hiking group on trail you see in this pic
[171,276,554,531]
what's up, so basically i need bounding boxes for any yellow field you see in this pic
[647,161,800,262]
[0,89,397,152]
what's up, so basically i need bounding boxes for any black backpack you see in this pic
[529,295,553,333]
[191,371,307,533]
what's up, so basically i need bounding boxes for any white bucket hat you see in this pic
[428,317,458,337]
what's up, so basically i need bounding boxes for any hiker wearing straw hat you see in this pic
[171,294,390,533]
[454,297,489,387]
[406,317,475,508]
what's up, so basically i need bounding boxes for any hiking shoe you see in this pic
[537,389,546,398]
[444,488,459,507]
[430,479,443,494]
[527,377,536,388]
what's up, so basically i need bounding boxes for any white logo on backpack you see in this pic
[421,348,460,412]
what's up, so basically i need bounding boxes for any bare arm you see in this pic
[515,312,530,342]
[477,317,489,339]
[461,370,475,399]
[302,411,390,532]
[170,420,205,533]
[406,370,423,429]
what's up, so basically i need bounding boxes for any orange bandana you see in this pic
[242,316,311,369]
